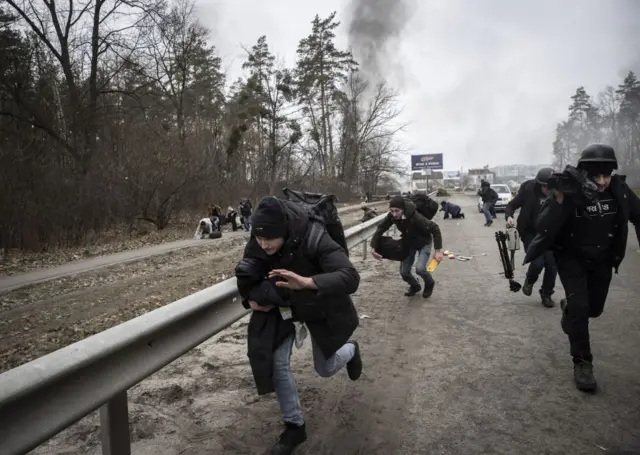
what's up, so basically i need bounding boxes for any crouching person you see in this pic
[235,196,363,455]
[194,218,213,239]
[440,200,465,219]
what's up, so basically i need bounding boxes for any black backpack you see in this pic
[282,188,349,257]
[409,194,439,220]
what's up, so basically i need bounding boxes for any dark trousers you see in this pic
[521,231,557,297]
[555,253,613,362]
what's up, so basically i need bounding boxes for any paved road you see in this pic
[0,201,387,294]
[34,195,640,454]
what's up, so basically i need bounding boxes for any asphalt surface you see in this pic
[33,195,640,455]
[0,201,387,294]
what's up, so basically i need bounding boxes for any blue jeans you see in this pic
[400,244,435,288]
[242,215,251,231]
[522,232,557,297]
[482,202,495,224]
[272,335,355,425]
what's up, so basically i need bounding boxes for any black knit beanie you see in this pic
[389,195,405,210]
[251,196,287,238]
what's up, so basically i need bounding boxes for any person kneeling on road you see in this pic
[235,196,362,455]
[527,144,640,392]
[504,167,557,308]
[370,196,444,298]
[440,200,465,219]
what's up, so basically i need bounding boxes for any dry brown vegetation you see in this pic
[0,3,406,254]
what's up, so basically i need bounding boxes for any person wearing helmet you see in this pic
[531,144,640,392]
[504,167,557,308]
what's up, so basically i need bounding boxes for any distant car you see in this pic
[477,184,513,213]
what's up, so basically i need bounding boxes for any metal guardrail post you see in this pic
[362,239,368,259]
[100,391,131,455]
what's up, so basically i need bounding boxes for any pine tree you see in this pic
[295,12,358,178]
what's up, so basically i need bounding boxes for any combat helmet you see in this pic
[535,167,554,185]
[577,144,618,170]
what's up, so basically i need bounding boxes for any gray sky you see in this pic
[197,0,640,171]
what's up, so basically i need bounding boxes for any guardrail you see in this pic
[0,191,434,455]
[336,199,389,216]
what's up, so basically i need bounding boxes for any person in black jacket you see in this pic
[370,196,444,298]
[235,196,362,455]
[477,181,499,226]
[239,198,253,231]
[504,168,557,308]
[530,145,640,392]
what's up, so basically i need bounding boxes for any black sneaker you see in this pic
[270,422,307,455]
[487,220,493,227]
[405,285,421,296]
[541,295,555,308]
[422,281,435,298]
[573,359,597,392]
[522,280,533,296]
[460,213,465,219]
[347,341,362,380]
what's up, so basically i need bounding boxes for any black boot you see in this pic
[347,341,362,380]
[573,358,597,392]
[270,422,307,455]
[404,284,421,296]
[540,294,555,308]
[460,213,465,219]
[522,279,534,296]
[422,280,435,298]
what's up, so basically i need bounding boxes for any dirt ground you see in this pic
[24,196,640,455]
[0,210,367,372]
[0,212,202,277]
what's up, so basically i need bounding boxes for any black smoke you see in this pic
[346,0,416,84]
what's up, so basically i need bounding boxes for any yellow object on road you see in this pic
[427,258,440,273]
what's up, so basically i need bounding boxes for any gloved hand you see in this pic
[506,217,515,228]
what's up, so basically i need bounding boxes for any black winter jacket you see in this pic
[504,180,547,236]
[370,201,443,251]
[525,175,640,273]
[478,187,499,204]
[235,200,360,394]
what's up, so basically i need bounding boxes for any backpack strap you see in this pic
[305,222,324,259]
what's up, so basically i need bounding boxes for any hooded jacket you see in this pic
[371,200,443,251]
[524,174,640,273]
[235,200,360,394]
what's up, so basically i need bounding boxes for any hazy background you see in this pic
[197,0,640,170]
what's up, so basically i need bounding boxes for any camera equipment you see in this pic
[495,231,522,293]
[545,165,599,205]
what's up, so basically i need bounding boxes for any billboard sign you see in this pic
[411,153,444,171]
[442,170,461,180]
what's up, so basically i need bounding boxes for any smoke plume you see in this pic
[346,0,416,85]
